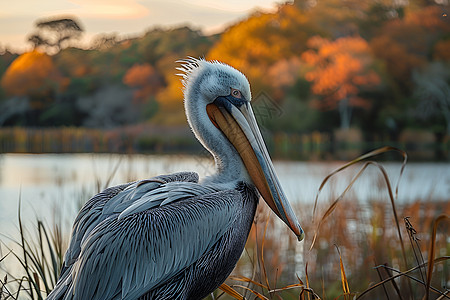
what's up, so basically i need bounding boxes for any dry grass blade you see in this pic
[305,263,311,300]
[0,274,13,300]
[373,162,411,295]
[310,147,407,250]
[381,264,403,300]
[269,282,305,292]
[404,217,426,286]
[321,276,326,300]
[425,214,449,300]
[32,273,40,292]
[356,256,450,299]
[436,290,450,300]
[0,250,12,263]
[219,283,244,300]
[312,146,407,218]
[260,212,271,293]
[269,284,322,300]
[376,264,450,297]
[300,287,322,300]
[269,276,308,296]
[232,285,269,300]
[374,264,390,300]
[335,245,350,298]
[310,162,392,250]
[229,276,268,290]
[310,198,340,251]
[309,147,413,296]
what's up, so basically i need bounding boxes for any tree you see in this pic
[151,73,186,125]
[266,57,304,100]
[0,50,67,125]
[413,62,450,135]
[370,6,450,94]
[1,50,62,98]
[298,0,367,37]
[434,39,450,61]
[76,85,140,128]
[28,17,84,54]
[91,33,119,50]
[208,3,319,91]
[0,50,18,101]
[302,35,381,129]
[137,26,216,65]
[123,63,164,103]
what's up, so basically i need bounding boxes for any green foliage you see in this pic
[39,101,83,126]
[138,26,216,64]
[0,51,18,101]
[142,97,159,120]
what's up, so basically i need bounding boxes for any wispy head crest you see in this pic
[175,57,250,101]
[175,56,205,87]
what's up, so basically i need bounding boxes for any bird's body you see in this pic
[141,180,258,300]
[47,59,303,300]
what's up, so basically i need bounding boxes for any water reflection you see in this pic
[0,153,448,237]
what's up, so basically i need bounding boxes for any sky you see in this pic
[0,0,282,53]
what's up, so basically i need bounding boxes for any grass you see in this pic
[0,199,67,300]
[210,201,448,300]
[1,147,449,299]
[214,147,449,299]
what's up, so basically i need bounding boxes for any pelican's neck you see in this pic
[185,91,250,189]
[206,143,250,188]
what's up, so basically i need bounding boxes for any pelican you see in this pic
[47,58,304,300]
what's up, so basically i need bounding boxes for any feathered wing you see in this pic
[60,183,131,274]
[70,189,241,300]
[60,172,199,275]
[48,171,243,300]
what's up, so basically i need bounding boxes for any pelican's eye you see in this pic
[231,88,242,99]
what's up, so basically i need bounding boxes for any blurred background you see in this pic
[0,0,449,159]
[0,0,449,299]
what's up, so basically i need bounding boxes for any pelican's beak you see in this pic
[206,96,304,241]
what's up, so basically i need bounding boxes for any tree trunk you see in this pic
[338,97,352,130]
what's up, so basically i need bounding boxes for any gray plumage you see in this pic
[48,172,257,300]
[47,58,303,300]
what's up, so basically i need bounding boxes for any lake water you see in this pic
[1,153,449,238]
[0,152,449,291]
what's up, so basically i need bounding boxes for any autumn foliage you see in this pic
[0,1,449,138]
[1,50,63,98]
[302,36,380,110]
[208,4,317,90]
[123,63,164,103]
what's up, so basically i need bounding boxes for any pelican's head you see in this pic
[178,58,304,241]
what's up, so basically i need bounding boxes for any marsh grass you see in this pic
[214,147,449,299]
[1,148,449,299]
[0,197,67,300]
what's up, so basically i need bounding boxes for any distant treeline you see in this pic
[0,0,449,154]
[0,127,447,161]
